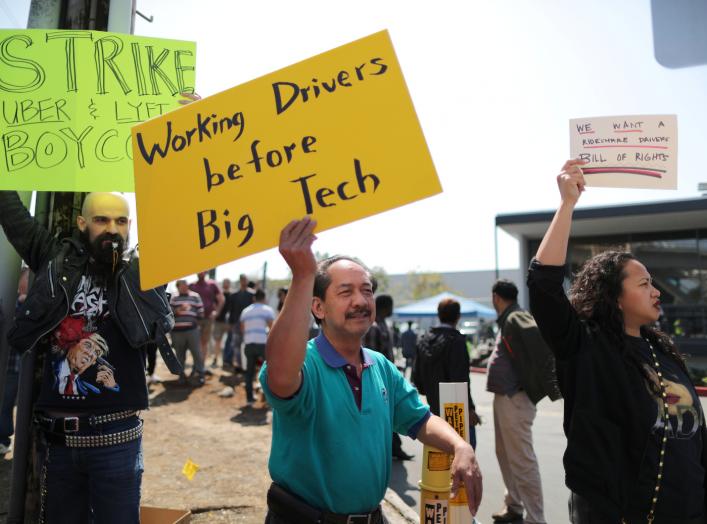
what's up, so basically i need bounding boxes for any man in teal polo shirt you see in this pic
[260,218,482,523]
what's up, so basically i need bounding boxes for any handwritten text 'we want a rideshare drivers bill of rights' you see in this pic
[0,29,195,191]
[570,114,677,189]
[132,30,441,291]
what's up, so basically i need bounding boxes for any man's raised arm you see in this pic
[0,191,56,272]
[264,218,317,398]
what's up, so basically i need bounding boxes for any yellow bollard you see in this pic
[440,384,474,524]
[419,444,451,524]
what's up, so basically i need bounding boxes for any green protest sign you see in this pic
[0,29,195,191]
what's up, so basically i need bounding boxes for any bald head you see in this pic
[81,192,129,219]
[77,192,131,243]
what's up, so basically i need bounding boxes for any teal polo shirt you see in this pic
[260,333,431,514]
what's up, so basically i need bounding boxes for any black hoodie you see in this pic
[412,325,475,416]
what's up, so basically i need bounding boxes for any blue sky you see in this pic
[3,0,707,280]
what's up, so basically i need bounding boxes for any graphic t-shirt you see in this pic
[625,335,705,519]
[35,275,148,413]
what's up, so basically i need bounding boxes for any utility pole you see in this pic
[5,2,135,521]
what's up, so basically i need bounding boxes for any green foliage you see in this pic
[371,265,389,292]
[408,271,449,299]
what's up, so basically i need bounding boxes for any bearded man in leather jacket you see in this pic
[0,190,174,524]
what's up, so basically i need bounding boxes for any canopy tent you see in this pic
[393,292,496,320]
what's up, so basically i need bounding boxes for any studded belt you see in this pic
[43,419,143,448]
[35,410,138,434]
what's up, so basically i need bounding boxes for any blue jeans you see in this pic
[38,417,143,523]
[225,328,244,368]
[0,371,19,447]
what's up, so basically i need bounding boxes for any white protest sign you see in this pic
[569,115,677,189]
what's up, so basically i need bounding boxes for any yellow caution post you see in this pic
[419,445,451,524]
[442,383,474,524]
[420,382,478,523]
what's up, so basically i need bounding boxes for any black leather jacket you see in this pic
[0,191,174,354]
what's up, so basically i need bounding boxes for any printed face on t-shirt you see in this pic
[642,363,702,439]
[67,336,104,374]
[49,277,119,398]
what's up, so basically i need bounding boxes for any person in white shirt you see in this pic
[240,289,275,403]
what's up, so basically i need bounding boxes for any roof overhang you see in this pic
[496,197,707,240]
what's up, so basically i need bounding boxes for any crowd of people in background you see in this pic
[159,272,290,403]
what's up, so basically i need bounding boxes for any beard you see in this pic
[81,230,128,281]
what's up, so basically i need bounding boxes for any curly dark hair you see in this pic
[569,250,686,372]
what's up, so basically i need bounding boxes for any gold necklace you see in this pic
[646,339,670,524]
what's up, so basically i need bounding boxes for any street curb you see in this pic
[383,488,419,524]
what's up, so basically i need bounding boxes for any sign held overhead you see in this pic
[569,114,677,189]
[132,30,441,290]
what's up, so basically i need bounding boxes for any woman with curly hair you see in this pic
[528,159,707,523]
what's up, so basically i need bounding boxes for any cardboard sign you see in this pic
[0,29,195,191]
[569,115,677,189]
[132,30,440,290]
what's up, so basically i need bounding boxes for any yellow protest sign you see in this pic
[0,29,195,191]
[132,30,440,290]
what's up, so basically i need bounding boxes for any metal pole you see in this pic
[5,4,64,520]
[0,193,31,427]
[494,225,500,281]
[107,0,136,33]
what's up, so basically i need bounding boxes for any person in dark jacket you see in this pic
[413,298,480,449]
[487,280,560,524]
[364,294,395,363]
[0,190,175,524]
[529,159,707,524]
[224,273,254,371]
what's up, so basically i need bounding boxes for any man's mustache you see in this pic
[95,233,123,249]
[345,308,372,319]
